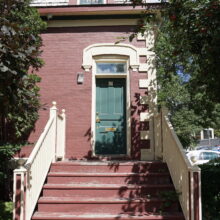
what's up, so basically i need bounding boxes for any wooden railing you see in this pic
[13,102,66,220]
[155,107,202,220]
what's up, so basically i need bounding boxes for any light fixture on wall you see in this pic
[77,73,84,84]
[47,14,53,20]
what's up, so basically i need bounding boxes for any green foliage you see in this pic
[159,191,181,210]
[0,201,13,220]
[166,0,220,103]
[0,0,46,202]
[147,0,220,147]
[6,74,41,140]
[0,143,21,201]
[154,17,203,148]
[199,158,220,220]
[214,129,220,138]
[0,0,46,142]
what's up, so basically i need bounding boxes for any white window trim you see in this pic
[30,0,69,6]
[91,56,131,157]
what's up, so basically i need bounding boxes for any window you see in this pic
[30,0,69,6]
[80,0,103,4]
[203,129,212,139]
[200,152,219,160]
[96,62,127,74]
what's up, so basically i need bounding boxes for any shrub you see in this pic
[0,201,13,220]
[199,158,220,220]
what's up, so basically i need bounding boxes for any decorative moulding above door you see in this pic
[82,43,140,72]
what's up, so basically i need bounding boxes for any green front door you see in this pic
[95,78,126,155]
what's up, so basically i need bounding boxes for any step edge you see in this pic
[38,197,169,203]
[43,183,174,189]
[52,161,167,166]
[32,211,185,218]
[48,172,170,177]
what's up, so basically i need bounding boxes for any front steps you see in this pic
[32,161,185,220]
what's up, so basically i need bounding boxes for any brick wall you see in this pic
[28,25,147,159]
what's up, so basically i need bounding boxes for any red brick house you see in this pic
[13,1,202,220]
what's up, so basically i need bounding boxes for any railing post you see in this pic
[161,106,168,118]
[161,106,168,162]
[56,109,66,160]
[190,169,202,220]
[50,101,58,162]
[13,159,27,220]
[153,113,162,160]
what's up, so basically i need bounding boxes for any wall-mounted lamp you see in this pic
[47,14,53,20]
[77,73,84,84]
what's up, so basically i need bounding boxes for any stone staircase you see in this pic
[32,161,185,220]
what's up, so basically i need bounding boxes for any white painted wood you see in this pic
[13,168,26,220]
[153,113,162,159]
[13,102,66,220]
[56,109,66,160]
[137,32,145,40]
[82,43,140,72]
[140,131,150,140]
[137,48,155,56]
[145,30,155,51]
[162,108,202,220]
[141,149,154,160]
[140,112,150,122]
[139,63,148,72]
[139,79,149,88]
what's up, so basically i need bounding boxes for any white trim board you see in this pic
[47,19,139,28]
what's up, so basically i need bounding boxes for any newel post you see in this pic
[160,106,168,161]
[13,159,27,220]
[56,109,66,160]
[50,101,58,162]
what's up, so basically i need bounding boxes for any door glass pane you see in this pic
[96,63,126,74]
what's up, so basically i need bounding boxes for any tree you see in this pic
[130,0,220,147]
[0,0,46,143]
[0,0,46,201]
[166,0,220,103]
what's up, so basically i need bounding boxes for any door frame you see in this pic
[91,56,131,157]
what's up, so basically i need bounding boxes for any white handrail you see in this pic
[161,110,202,220]
[25,116,55,168]
[25,115,56,220]
[13,102,66,220]
[164,116,199,171]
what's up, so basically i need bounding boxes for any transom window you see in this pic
[95,56,128,75]
[96,62,127,74]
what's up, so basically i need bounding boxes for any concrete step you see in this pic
[47,172,171,185]
[50,161,168,173]
[32,212,185,220]
[43,183,175,198]
[37,197,180,213]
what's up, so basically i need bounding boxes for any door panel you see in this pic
[95,78,126,155]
